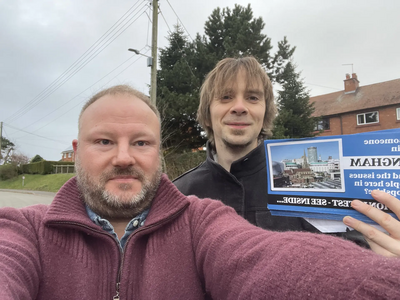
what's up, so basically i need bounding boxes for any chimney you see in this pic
[344,73,359,93]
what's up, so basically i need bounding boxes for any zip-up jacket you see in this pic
[1,175,399,299]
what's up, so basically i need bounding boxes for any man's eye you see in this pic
[99,139,111,145]
[221,95,232,101]
[136,141,146,146]
[248,96,259,101]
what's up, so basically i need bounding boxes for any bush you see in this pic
[0,164,19,180]
[164,151,206,180]
[30,154,44,163]
[21,161,74,175]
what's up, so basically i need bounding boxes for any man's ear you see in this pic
[72,139,78,154]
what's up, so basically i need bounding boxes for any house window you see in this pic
[357,111,379,125]
[397,108,400,120]
[315,118,330,131]
[68,152,72,158]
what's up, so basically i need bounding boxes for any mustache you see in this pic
[99,167,145,183]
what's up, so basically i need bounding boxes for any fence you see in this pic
[53,165,75,174]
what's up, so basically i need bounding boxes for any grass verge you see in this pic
[0,174,75,193]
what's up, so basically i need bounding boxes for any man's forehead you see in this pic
[79,93,160,131]
[82,94,152,117]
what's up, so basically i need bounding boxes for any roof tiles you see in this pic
[311,78,400,117]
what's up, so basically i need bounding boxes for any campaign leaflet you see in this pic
[264,129,400,229]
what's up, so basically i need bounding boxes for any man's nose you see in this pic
[230,97,248,115]
[112,144,135,168]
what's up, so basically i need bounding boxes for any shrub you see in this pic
[0,164,19,180]
[164,151,206,180]
[21,161,74,175]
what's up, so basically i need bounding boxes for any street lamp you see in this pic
[128,48,153,65]
[128,48,156,105]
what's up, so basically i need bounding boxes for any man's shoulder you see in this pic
[173,160,209,184]
[0,204,49,230]
[173,160,218,196]
[0,204,49,216]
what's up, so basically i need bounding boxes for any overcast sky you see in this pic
[1,0,399,162]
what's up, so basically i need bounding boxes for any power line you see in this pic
[305,83,341,91]
[4,123,67,144]
[15,140,65,151]
[165,0,193,41]
[5,1,148,124]
[145,4,152,46]
[7,4,148,124]
[159,7,197,80]
[5,0,145,123]
[12,48,148,140]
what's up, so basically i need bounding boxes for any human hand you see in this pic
[343,190,400,257]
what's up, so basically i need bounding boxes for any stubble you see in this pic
[75,156,162,219]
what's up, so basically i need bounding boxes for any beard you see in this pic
[75,156,162,220]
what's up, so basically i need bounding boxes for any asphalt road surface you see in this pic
[0,189,56,208]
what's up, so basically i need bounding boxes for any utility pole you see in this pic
[150,0,159,106]
[128,1,158,105]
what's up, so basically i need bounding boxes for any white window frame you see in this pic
[314,118,330,131]
[68,152,72,158]
[397,108,400,120]
[357,111,379,125]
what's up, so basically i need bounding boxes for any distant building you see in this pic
[285,168,314,185]
[301,150,309,168]
[307,147,318,163]
[61,146,75,162]
[284,161,299,170]
[309,159,340,173]
[311,74,400,136]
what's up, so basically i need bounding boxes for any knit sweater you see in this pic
[0,175,399,299]
[173,142,368,247]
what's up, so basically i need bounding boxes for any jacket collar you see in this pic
[43,174,189,228]
[206,141,266,178]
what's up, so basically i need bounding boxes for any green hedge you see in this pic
[22,161,74,175]
[164,151,206,180]
[0,164,19,180]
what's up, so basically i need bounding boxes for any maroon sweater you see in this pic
[0,175,399,299]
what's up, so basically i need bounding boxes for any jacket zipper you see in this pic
[113,282,120,300]
[51,203,188,300]
[114,203,189,299]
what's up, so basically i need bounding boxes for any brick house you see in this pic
[61,145,75,162]
[310,74,400,136]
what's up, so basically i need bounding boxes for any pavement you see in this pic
[0,189,56,208]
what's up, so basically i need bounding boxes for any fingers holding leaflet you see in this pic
[343,190,400,257]
[353,190,400,239]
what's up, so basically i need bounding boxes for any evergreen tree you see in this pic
[204,4,273,76]
[157,25,206,152]
[273,36,296,85]
[30,154,44,163]
[272,38,316,139]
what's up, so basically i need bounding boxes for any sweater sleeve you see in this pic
[189,197,400,300]
[0,207,42,299]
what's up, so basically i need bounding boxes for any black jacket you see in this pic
[173,142,368,247]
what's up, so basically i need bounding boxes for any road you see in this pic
[0,189,56,208]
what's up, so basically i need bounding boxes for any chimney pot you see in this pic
[343,73,359,93]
